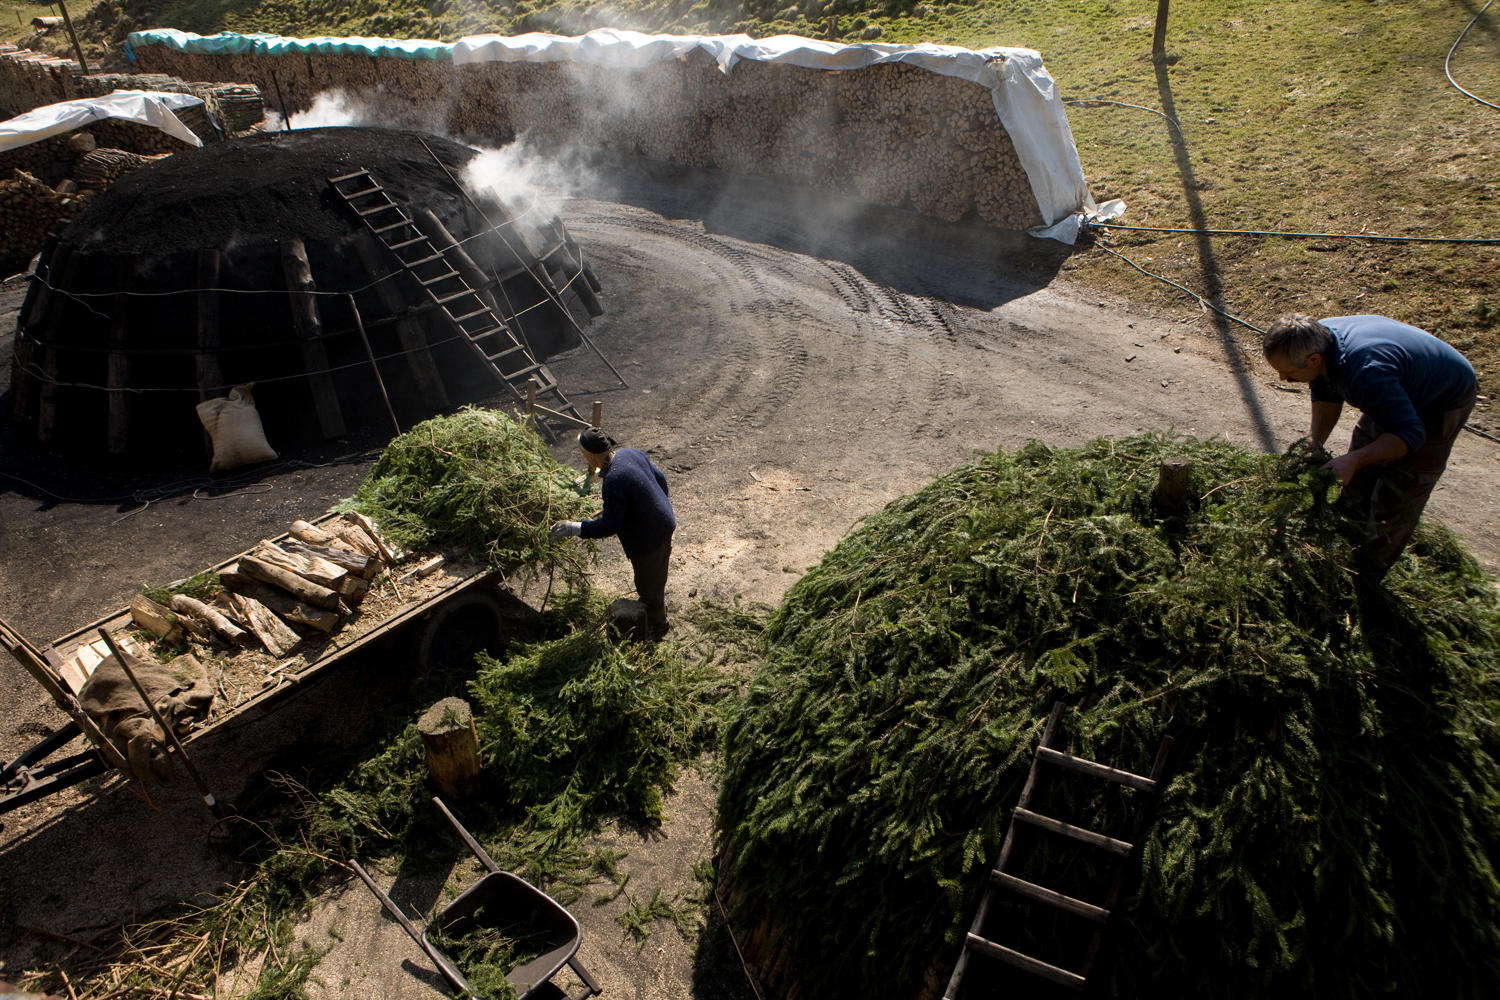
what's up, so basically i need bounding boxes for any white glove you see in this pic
[550,520,582,540]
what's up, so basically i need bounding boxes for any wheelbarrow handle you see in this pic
[349,859,473,997]
[433,795,502,874]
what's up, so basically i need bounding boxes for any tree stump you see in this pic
[418,697,481,801]
[1151,457,1192,517]
[605,598,650,642]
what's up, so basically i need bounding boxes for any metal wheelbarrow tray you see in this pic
[352,796,601,1000]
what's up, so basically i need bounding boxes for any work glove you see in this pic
[550,520,582,540]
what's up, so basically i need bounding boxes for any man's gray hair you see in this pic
[1263,314,1333,366]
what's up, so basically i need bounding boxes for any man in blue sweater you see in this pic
[1263,313,1477,578]
[551,427,676,635]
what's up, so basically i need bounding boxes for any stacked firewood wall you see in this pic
[0,44,80,116]
[129,46,1041,229]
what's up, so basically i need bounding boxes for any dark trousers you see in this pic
[630,538,672,627]
[1341,392,1475,576]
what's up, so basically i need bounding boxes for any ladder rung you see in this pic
[1013,808,1133,856]
[341,184,383,199]
[328,170,370,184]
[1036,747,1157,792]
[419,271,462,287]
[373,220,416,236]
[451,308,494,325]
[357,203,401,218]
[965,934,1086,990]
[484,344,527,362]
[387,237,428,252]
[434,290,481,307]
[401,252,447,267]
[991,871,1109,922]
[501,363,546,381]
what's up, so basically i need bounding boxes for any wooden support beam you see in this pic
[35,248,84,444]
[353,228,450,409]
[195,249,223,401]
[107,289,130,455]
[280,238,347,440]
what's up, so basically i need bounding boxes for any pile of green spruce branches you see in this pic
[337,407,597,582]
[717,433,1500,1000]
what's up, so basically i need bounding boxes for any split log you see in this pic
[417,697,481,800]
[225,592,302,657]
[283,538,378,579]
[130,594,183,644]
[170,594,248,646]
[250,540,364,597]
[237,555,343,611]
[220,575,341,633]
[332,523,382,560]
[344,512,399,563]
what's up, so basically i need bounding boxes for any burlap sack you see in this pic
[196,382,277,472]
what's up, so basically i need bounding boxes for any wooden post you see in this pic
[54,0,87,74]
[1151,457,1192,517]
[195,249,223,401]
[418,697,481,800]
[280,239,347,440]
[591,400,602,428]
[106,289,129,455]
[1152,0,1170,60]
[353,229,450,409]
[527,378,538,431]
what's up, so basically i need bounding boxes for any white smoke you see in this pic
[264,90,377,131]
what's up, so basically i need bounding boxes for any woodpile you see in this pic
[72,147,164,187]
[128,43,1043,229]
[0,169,87,273]
[129,513,397,660]
[0,44,80,116]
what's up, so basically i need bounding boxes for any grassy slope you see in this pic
[8,0,1499,391]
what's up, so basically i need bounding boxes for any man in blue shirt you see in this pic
[551,427,676,635]
[1262,313,1477,578]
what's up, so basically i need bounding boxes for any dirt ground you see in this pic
[1,167,1497,998]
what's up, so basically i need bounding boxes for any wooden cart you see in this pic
[0,514,515,815]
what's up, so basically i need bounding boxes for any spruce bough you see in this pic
[717,434,1500,999]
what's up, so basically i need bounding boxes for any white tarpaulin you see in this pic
[0,90,205,154]
[453,29,1115,242]
[125,28,1121,241]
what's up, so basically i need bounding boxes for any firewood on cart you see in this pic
[220,575,341,634]
[170,593,248,646]
[331,522,382,560]
[129,593,183,644]
[289,518,337,546]
[225,591,302,657]
[344,511,400,563]
[237,554,344,611]
[251,540,362,597]
[282,538,379,579]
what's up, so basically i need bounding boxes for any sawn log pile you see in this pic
[130,44,1042,228]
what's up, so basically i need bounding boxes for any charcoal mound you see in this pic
[10,126,601,464]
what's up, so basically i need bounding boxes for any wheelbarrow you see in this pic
[351,796,602,1000]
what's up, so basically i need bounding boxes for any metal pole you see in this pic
[54,0,88,75]
[96,628,225,818]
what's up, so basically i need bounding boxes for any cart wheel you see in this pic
[416,589,507,673]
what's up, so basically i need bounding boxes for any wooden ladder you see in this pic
[328,169,586,438]
[944,702,1172,998]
